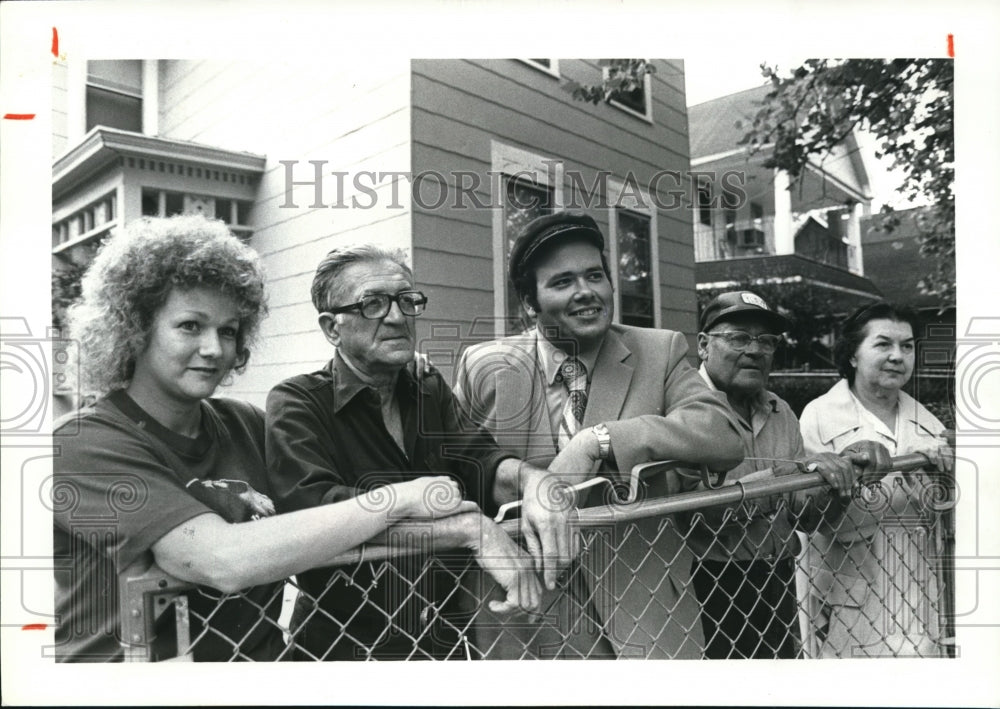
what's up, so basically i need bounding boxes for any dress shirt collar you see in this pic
[536,329,600,386]
[812,378,941,444]
[328,351,417,414]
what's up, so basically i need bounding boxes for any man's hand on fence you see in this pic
[519,465,578,591]
[841,440,894,485]
[805,451,863,499]
[470,517,543,615]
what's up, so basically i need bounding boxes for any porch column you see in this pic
[847,200,865,275]
[142,60,159,136]
[773,169,794,255]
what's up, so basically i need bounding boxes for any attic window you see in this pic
[86,60,143,133]
[518,59,560,78]
[604,62,653,123]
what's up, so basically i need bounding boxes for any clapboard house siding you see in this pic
[157,59,412,406]
[410,58,697,348]
[52,60,70,158]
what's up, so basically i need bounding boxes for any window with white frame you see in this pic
[517,59,560,78]
[603,60,653,123]
[608,177,659,328]
[86,60,143,133]
[491,142,563,336]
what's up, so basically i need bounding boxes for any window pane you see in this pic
[164,192,184,216]
[215,199,232,223]
[236,201,251,225]
[503,176,553,333]
[86,86,142,133]
[612,85,647,115]
[87,60,142,94]
[141,189,159,217]
[698,184,712,226]
[617,209,654,328]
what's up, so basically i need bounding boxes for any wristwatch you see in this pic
[591,423,612,461]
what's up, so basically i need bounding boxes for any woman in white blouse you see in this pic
[799,302,952,658]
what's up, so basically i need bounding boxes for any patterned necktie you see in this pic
[557,357,588,451]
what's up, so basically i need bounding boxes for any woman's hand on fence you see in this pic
[841,440,893,485]
[471,517,543,615]
[914,443,954,475]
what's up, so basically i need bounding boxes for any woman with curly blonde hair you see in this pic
[53,215,471,661]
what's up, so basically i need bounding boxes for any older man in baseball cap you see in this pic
[688,290,887,659]
[452,211,744,659]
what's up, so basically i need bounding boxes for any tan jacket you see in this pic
[453,324,743,658]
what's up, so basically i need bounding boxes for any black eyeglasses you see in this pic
[707,331,782,353]
[327,290,428,319]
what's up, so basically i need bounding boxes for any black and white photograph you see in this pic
[1,1,998,706]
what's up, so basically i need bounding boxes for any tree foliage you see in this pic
[562,59,656,105]
[738,59,955,306]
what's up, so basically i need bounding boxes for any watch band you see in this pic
[592,423,611,461]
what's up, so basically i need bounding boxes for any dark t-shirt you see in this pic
[53,390,285,662]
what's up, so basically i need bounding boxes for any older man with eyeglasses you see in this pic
[689,291,887,659]
[265,244,542,661]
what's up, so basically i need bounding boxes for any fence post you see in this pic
[118,556,194,662]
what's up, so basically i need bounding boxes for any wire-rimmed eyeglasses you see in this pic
[327,291,428,319]
[706,331,782,353]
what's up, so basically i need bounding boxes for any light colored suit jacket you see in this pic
[453,324,743,658]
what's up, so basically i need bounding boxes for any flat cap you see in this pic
[508,211,605,281]
[700,290,791,333]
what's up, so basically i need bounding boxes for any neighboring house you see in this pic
[687,85,884,368]
[51,58,697,413]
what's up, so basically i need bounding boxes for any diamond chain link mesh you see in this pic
[118,456,954,661]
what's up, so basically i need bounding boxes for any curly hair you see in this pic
[834,301,920,385]
[67,215,268,394]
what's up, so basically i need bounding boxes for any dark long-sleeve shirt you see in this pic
[265,353,513,659]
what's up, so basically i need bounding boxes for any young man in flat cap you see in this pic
[690,290,887,658]
[452,211,744,659]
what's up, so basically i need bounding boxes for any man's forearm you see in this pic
[366,509,484,554]
[493,439,599,504]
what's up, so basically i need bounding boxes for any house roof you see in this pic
[688,84,772,159]
[53,127,267,201]
[688,84,871,201]
[861,207,945,310]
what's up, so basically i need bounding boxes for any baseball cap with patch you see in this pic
[700,291,791,333]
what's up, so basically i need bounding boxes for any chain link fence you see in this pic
[117,455,954,661]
